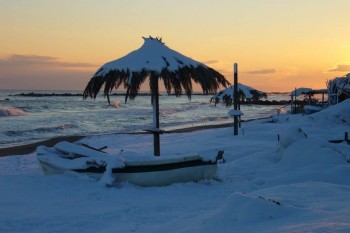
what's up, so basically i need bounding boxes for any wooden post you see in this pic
[293,88,297,114]
[322,92,325,107]
[234,63,238,136]
[106,94,111,106]
[152,75,160,156]
[290,93,292,113]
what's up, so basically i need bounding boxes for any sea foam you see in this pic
[0,106,26,117]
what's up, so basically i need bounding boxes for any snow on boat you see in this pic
[37,141,223,187]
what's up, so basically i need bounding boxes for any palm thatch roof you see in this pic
[212,83,267,102]
[290,88,327,97]
[83,37,230,102]
[290,88,313,97]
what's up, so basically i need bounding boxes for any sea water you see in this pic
[0,90,290,148]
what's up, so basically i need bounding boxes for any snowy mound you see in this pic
[0,106,26,116]
[195,192,293,233]
[312,99,350,124]
[279,139,346,170]
[214,192,288,223]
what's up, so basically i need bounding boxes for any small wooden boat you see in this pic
[37,141,224,187]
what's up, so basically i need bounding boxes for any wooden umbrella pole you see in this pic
[152,75,160,156]
[233,63,238,136]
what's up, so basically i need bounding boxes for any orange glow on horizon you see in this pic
[0,1,349,91]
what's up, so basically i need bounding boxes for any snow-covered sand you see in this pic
[1,99,350,233]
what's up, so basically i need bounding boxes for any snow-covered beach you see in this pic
[1,99,350,232]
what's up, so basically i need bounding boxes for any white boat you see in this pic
[37,141,223,187]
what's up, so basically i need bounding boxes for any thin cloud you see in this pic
[0,69,93,90]
[328,64,350,72]
[246,69,277,75]
[202,60,219,65]
[0,54,97,68]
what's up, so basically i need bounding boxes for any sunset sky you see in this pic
[0,0,349,92]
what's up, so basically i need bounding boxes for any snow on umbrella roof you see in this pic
[95,37,203,75]
[213,83,266,100]
[290,88,328,97]
[290,88,313,97]
[83,36,230,102]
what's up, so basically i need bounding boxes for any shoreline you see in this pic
[0,122,235,157]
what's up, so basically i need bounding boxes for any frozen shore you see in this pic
[1,99,350,232]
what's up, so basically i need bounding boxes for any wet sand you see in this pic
[0,123,233,157]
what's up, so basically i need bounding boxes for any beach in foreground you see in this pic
[0,100,350,232]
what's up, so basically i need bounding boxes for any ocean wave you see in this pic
[160,109,177,115]
[160,105,200,115]
[0,106,26,117]
[113,100,121,108]
[5,123,78,136]
[184,105,200,111]
[33,123,78,133]
[204,116,230,122]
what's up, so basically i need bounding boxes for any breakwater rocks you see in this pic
[8,92,291,105]
[9,92,154,97]
[10,92,83,97]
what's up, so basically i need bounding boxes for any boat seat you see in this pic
[54,141,108,159]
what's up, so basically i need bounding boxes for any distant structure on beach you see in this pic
[290,73,350,114]
[210,83,267,106]
[290,88,328,114]
[327,73,350,105]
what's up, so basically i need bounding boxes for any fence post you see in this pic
[234,63,238,136]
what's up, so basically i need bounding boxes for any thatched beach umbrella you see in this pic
[83,36,230,156]
[212,83,267,105]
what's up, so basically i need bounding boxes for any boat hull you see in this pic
[72,159,217,187]
[115,164,217,186]
[37,145,219,187]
